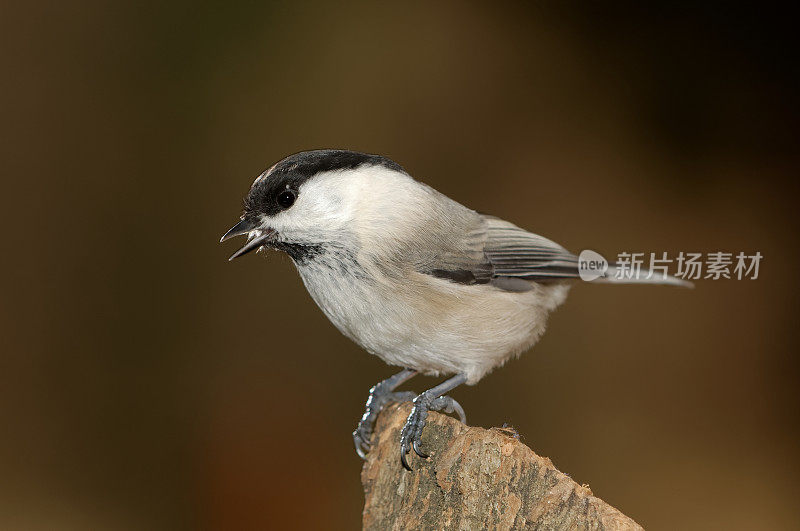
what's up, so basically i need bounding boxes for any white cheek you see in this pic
[268,179,352,236]
[263,166,416,243]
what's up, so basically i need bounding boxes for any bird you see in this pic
[220,149,690,470]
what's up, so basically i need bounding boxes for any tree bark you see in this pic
[361,403,642,530]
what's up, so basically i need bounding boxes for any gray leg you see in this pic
[353,368,417,459]
[400,373,468,470]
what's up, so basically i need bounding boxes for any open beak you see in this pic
[220,218,257,243]
[220,219,276,261]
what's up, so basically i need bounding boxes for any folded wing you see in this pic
[482,216,579,282]
[418,214,578,291]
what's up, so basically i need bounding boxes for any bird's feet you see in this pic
[400,393,466,470]
[353,383,416,459]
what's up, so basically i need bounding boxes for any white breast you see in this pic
[295,257,569,384]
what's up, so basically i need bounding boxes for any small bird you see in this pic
[221,149,689,470]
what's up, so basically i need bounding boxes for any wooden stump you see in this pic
[361,403,642,530]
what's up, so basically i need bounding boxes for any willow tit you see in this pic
[221,149,688,470]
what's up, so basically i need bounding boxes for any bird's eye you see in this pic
[277,190,296,208]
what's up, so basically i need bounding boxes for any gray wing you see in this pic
[482,216,579,282]
[421,215,579,290]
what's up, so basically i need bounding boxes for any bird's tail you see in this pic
[576,250,694,288]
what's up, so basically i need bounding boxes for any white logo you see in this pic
[578,250,608,281]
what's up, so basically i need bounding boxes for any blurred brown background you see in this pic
[1,2,798,529]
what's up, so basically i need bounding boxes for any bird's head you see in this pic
[220,149,414,261]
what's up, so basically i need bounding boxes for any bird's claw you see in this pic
[399,394,466,470]
[353,389,416,460]
[430,395,467,424]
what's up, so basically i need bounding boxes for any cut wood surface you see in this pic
[361,403,642,530]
